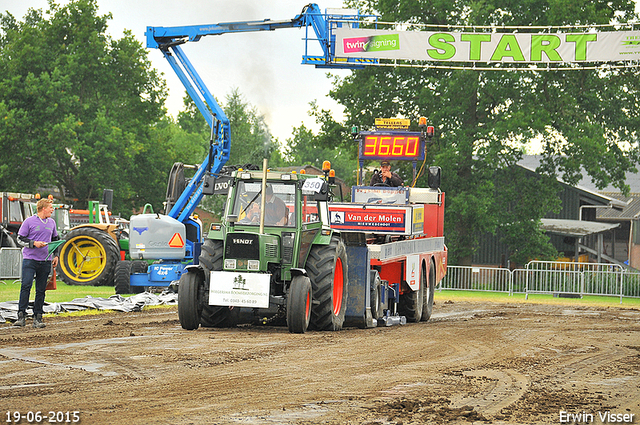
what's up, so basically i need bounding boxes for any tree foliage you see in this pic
[0,0,168,214]
[336,0,640,265]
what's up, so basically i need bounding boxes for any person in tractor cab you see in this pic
[14,198,60,328]
[242,184,288,226]
[370,160,404,187]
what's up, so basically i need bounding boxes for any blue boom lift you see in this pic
[126,4,376,291]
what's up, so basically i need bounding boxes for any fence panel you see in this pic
[441,261,640,300]
[441,266,512,293]
[0,248,22,280]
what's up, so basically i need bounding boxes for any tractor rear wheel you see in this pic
[57,226,120,286]
[306,236,348,331]
[198,239,236,328]
[178,271,204,330]
[287,275,312,333]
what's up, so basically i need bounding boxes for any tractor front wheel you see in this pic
[198,239,237,328]
[57,227,120,286]
[178,271,204,330]
[287,275,312,333]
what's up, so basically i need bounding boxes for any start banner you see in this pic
[336,28,640,63]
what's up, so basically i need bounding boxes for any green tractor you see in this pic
[178,166,348,333]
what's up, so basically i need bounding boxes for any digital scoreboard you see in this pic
[358,131,425,161]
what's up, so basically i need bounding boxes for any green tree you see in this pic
[334,0,640,265]
[0,0,168,215]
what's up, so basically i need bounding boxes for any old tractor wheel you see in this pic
[178,271,204,330]
[198,239,236,328]
[57,227,120,286]
[421,261,436,322]
[398,264,424,323]
[287,275,312,333]
[306,236,348,331]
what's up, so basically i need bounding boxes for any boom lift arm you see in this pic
[144,4,374,224]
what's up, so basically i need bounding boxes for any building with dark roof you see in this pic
[474,156,633,268]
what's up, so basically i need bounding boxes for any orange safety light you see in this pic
[35,193,41,199]
[322,161,331,172]
[419,116,427,127]
[168,233,185,248]
[300,169,306,174]
[48,194,53,200]
[329,169,335,178]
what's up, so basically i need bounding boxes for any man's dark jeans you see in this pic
[18,259,51,315]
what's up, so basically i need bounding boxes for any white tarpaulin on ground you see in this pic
[0,292,178,323]
[336,28,640,63]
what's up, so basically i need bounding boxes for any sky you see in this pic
[0,0,353,143]
[1,1,639,144]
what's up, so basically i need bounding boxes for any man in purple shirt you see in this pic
[14,198,60,328]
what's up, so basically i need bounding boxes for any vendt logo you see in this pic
[344,34,400,53]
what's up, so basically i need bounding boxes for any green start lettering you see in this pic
[460,33,491,61]
[531,35,562,61]
[427,33,456,60]
[491,34,525,61]
[566,33,597,61]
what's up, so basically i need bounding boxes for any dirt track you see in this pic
[1,298,639,425]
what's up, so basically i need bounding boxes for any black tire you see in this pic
[57,226,120,286]
[421,261,436,322]
[306,236,348,331]
[370,270,384,320]
[287,275,312,333]
[398,264,424,323]
[198,239,236,328]
[114,260,133,294]
[128,261,147,294]
[178,271,203,330]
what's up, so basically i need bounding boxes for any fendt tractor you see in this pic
[126,5,446,332]
[175,117,447,333]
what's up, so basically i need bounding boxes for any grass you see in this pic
[435,289,640,309]
[0,278,117,303]
[3,279,638,314]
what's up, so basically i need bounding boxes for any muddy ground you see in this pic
[0,298,639,425]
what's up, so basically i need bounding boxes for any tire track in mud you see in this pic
[450,369,529,415]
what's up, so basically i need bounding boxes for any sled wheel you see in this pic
[421,260,436,322]
[306,236,348,331]
[178,271,204,330]
[399,263,424,323]
[287,275,312,333]
[57,227,120,286]
[370,270,384,320]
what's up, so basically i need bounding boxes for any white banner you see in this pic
[336,28,640,63]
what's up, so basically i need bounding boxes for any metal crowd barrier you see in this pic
[440,261,640,302]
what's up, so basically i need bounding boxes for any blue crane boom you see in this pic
[127,5,377,291]
[144,4,374,224]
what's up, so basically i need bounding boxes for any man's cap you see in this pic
[380,160,390,166]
